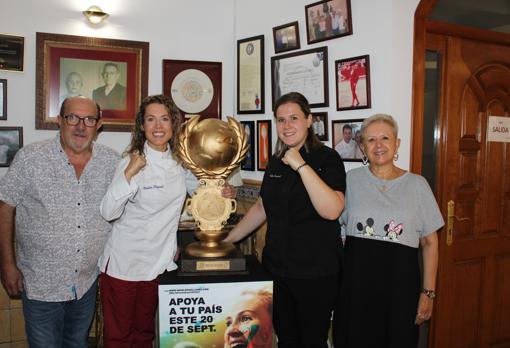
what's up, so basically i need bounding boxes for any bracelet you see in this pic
[296,163,308,172]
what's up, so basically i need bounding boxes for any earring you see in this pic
[393,153,399,161]
[362,155,369,165]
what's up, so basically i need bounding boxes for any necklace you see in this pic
[368,165,403,193]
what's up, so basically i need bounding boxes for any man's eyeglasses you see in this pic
[62,114,99,128]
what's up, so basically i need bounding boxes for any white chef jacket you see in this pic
[98,142,198,281]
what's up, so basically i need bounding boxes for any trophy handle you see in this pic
[230,199,237,214]
[185,198,192,214]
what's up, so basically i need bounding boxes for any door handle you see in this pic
[446,200,469,246]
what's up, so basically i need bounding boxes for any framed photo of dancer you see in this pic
[332,119,364,162]
[273,21,300,54]
[240,121,256,171]
[305,0,352,45]
[312,112,328,141]
[335,55,371,111]
[257,120,272,171]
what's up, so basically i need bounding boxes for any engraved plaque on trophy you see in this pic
[176,116,248,274]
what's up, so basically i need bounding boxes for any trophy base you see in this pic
[179,246,247,276]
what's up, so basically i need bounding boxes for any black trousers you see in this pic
[333,236,420,348]
[273,273,338,348]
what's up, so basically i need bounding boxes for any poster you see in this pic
[159,281,273,348]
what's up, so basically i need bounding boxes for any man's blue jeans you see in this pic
[22,280,97,348]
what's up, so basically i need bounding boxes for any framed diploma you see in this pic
[271,46,329,109]
[257,120,272,171]
[0,79,6,120]
[0,34,24,72]
[163,59,222,120]
[237,35,265,114]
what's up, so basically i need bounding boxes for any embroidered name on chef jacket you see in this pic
[143,184,164,190]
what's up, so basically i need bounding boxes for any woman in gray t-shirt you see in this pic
[333,114,444,347]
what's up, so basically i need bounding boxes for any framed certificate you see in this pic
[0,34,24,72]
[163,59,222,119]
[271,46,329,109]
[237,35,265,114]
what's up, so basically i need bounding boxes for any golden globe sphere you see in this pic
[187,118,238,171]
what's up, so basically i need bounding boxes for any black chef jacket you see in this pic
[260,145,346,279]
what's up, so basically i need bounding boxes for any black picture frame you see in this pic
[0,79,6,120]
[273,21,301,54]
[237,35,265,114]
[0,126,23,167]
[312,111,328,141]
[332,118,364,162]
[305,0,353,44]
[271,46,329,110]
[257,120,272,171]
[335,55,371,111]
[240,121,256,171]
[0,34,24,72]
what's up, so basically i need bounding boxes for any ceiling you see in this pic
[429,0,510,33]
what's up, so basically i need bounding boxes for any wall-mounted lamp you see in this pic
[82,6,109,25]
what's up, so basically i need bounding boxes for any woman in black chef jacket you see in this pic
[224,92,346,347]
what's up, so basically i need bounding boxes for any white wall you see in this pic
[0,0,420,179]
[235,0,420,181]
[0,0,235,176]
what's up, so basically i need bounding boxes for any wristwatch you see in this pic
[422,288,436,299]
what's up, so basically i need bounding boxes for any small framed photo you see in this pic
[36,32,149,132]
[335,55,371,111]
[273,21,301,54]
[0,34,24,72]
[237,35,265,114]
[0,79,6,120]
[0,127,23,167]
[332,119,364,162]
[271,46,329,109]
[257,120,272,171]
[163,59,222,120]
[305,0,352,45]
[312,112,328,141]
[240,121,256,171]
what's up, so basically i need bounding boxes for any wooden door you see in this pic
[426,29,510,348]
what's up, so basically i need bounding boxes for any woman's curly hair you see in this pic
[125,94,183,157]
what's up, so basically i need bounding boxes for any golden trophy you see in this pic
[176,115,248,274]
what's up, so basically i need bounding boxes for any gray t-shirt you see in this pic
[341,166,444,248]
[0,134,119,301]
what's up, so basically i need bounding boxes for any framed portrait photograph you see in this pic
[335,55,371,111]
[0,79,6,120]
[305,0,352,44]
[273,21,300,54]
[240,121,256,171]
[0,34,24,72]
[35,32,149,132]
[257,120,272,171]
[163,59,221,120]
[312,112,328,141]
[271,46,329,109]
[0,127,23,167]
[332,118,364,162]
[237,35,265,114]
